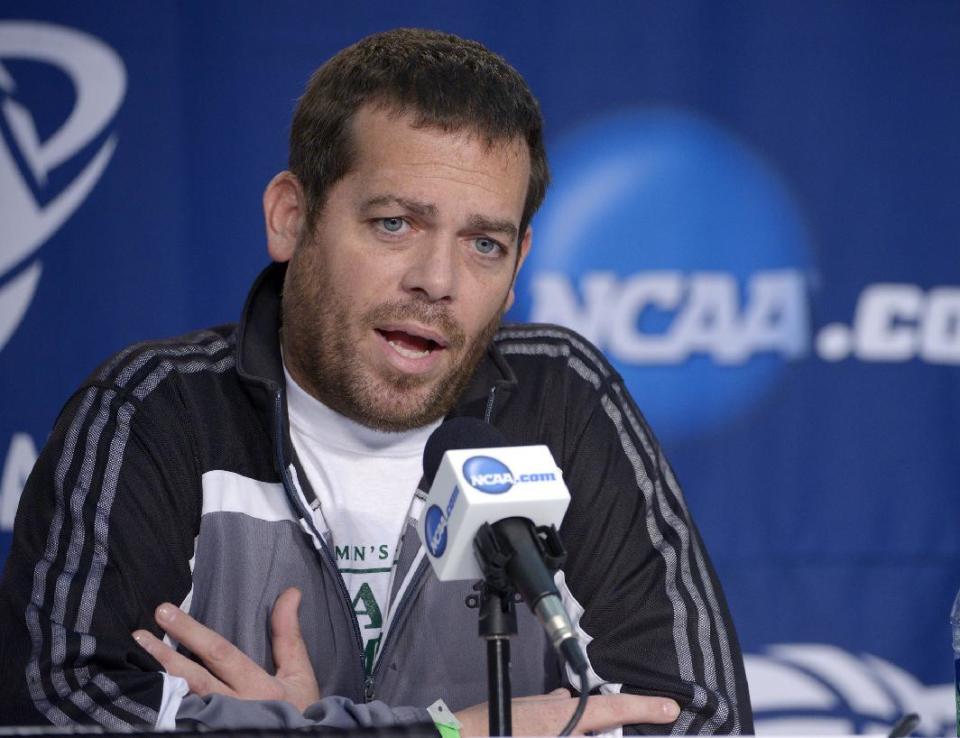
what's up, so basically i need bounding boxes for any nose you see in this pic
[400,235,458,303]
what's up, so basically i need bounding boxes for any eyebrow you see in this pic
[466,215,518,243]
[360,195,519,243]
[360,195,437,219]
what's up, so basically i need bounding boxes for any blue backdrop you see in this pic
[2,2,959,732]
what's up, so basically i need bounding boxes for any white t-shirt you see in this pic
[284,366,439,673]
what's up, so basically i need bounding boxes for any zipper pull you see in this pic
[364,674,375,702]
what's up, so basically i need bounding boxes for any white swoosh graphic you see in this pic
[0,21,126,276]
[0,21,126,353]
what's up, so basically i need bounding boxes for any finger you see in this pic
[577,694,680,732]
[270,588,321,710]
[155,603,271,694]
[271,588,312,676]
[132,629,233,698]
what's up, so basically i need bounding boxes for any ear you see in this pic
[264,172,307,263]
[504,225,533,312]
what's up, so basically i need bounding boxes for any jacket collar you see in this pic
[236,261,287,392]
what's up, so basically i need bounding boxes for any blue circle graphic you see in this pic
[424,505,447,557]
[510,109,813,442]
[463,456,514,494]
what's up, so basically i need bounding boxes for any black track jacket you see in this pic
[0,263,753,733]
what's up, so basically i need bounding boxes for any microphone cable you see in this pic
[559,663,590,736]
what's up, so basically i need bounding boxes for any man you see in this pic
[0,29,752,734]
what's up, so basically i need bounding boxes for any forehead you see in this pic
[341,105,531,219]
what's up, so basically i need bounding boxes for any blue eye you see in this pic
[381,217,405,232]
[474,238,500,255]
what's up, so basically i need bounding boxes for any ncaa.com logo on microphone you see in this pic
[463,455,558,495]
[508,109,960,443]
[424,486,460,558]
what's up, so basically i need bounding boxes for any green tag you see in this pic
[435,722,461,738]
[427,698,462,738]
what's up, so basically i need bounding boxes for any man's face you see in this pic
[279,105,532,431]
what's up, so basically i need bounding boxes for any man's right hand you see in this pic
[455,688,681,737]
[132,586,320,712]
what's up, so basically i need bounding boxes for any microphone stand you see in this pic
[478,585,517,736]
[474,524,519,736]
[474,520,569,736]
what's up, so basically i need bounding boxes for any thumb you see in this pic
[271,587,310,675]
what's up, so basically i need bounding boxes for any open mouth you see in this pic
[377,329,445,359]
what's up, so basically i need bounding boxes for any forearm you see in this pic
[175,693,431,730]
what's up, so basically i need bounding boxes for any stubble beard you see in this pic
[281,248,505,433]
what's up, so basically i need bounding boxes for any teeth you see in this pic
[388,340,430,359]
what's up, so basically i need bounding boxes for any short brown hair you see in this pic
[289,28,549,239]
